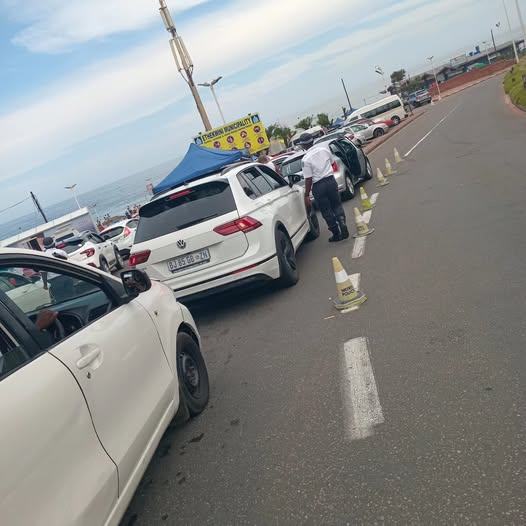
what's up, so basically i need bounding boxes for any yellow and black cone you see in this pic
[394,148,404,164]
[376,167,390,187]
[385,158,397,176]
[353,207,375,238]
[332,257,366,310]
[360,187,373,211]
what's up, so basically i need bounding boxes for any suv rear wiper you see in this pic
[176,214,218,230]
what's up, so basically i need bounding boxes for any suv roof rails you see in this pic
[220,160,251,175]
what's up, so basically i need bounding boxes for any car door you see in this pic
[0,298,118,526]
[257,165,307,241]
[337,138,365,179]
[1,258,176,497]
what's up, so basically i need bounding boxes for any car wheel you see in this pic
[392,116,401,125]
[275,229,299,287]
[113,248,124,270]
[342,172,355,201]
[373,128,385,138]
[364,158,373,180]
[100,257,110,273]
[176,332,209,417]
[306,208,320,241]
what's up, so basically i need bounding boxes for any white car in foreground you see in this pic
[100,218,139,258]
[130,162,320,300]
[0,248,209,526]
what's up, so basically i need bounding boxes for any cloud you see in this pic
[4,0,208,53]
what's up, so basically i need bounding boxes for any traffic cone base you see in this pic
[353,227,375,238]
[332,257,367,310]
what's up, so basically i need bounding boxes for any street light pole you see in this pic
[341,78,352,114]
[158,0,211,131]
[515,0,526,52]
[198,77,226,125]
[504,0,520,63]
[427,56,442,101]
[482,40,492,63]
[65,184,81,210]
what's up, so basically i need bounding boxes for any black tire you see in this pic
[342,171,355,201]
[306,208,320,241]
[176,332,209,417]
[113,248,124,270]
[391,116,401,125]
[275,229,299,287]
[364,158,373,181]
[99,257,110,273]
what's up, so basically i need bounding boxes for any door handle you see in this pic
[76,347,102,369]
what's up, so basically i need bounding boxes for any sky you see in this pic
[0,0,524,217]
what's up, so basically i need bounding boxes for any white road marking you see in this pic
[404,104,461,157]
[362,210,372,224]
[342,337,384,441]
[370,193,379,205]
[350,273,360,290]
[352,236,367,259]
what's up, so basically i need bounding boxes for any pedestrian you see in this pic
[298,132,349,242]
[41,237,74,302]
[257,151,276,172]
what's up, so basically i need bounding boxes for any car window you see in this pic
[241,167,274,195]
[0,263,115,347]
[257,165,288,190]
[237,173,261,200]
[0,324,32,381]
[102,226,124,239]
[281,156,304,177]
[136,181,236,243]
[90,233,104,244]
[126,220,139,229]
[59,238,86,254]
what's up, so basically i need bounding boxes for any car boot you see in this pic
[328,225,342,242]
[338,216,350,240]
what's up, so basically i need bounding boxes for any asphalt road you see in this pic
[122,75,526,526]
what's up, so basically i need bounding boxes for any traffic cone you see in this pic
[385,158,397,176]
[394,148,404,164]
[376,167,390,187]
[332,257,366,310]
[353,207,375,238]
[360,187,373,211]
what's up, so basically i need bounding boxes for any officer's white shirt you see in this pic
[302,144,334,183]
[45,247,68,259]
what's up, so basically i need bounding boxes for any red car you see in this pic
[355,117,395,128]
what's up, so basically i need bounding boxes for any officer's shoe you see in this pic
[340,224,350,240]
[328,226,342,243]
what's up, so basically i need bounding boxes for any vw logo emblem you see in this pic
[176,240,186,249]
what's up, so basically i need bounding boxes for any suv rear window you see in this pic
[102,227,124,239]
[281,157,304,177]
[135,181,236,243]
[59,238,86,254]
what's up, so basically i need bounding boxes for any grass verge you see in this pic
[503,57,526,110]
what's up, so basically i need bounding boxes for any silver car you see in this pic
[349,122,389,141]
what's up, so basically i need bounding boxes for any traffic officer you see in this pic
[298,132,349,242]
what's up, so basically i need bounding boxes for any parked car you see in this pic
[349,122,389,141]
[354,117,395,128]
[269,152,293,175]
[58,231,123,272]
[0,248,209,526]
[100,218,139,258]
[408,89,431,107]
[0,270,50,313]
[281,137,373,202]
[130,162,320,301]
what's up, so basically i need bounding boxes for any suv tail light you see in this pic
[332,161,339,173]
[129,250,151,267]
[123,227,132,237]
[214,216,262,236]
[80,248,95,257]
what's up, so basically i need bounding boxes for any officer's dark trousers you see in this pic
[311,176,345,230]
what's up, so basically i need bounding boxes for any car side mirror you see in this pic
[121,269,151,295]
[289,174,302,186]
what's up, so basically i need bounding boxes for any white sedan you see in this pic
[0,248,209,526]
[100,218,139,258]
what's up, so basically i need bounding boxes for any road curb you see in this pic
[504,93,526,117]
[362,111,425,155]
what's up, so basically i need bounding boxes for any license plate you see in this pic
[167,248,210,273]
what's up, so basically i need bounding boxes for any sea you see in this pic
[0,159,178,240]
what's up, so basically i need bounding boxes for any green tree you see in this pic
[266,123,293,146]
[316,113,332,127]
[390,69,406,84]
[296,116,314,130]
[401,75,424,95]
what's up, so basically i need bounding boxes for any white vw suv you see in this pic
[130,162,320,300]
